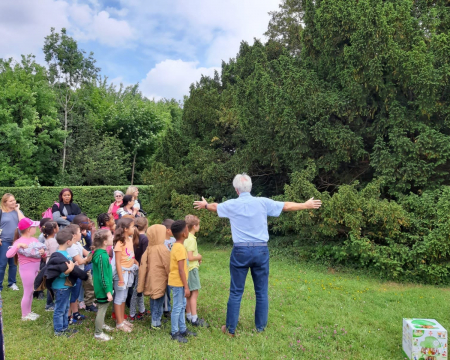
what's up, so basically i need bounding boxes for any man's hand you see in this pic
[184,288,191,298]
[65,261,75,274]
[107,292,113,302]
[305,197,322,209]
[193,197,208,210]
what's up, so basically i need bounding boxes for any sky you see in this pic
[0,0,281,101]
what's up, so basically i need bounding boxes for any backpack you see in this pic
[42,202,59,220]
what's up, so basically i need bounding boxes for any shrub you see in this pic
[0,185,152,221]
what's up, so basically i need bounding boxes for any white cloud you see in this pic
[140,59,219,101]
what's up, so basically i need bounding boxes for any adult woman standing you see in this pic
[0,193,25,292]
[126,186,141,211]
[52,188,82,228]
[108,191,124,221]
[117,195,139,219]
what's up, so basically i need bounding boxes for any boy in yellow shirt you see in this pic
[184,215,208,327]
[168,220,196,343]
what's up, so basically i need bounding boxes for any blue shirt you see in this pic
[217,192,284,243]
[52,250,73,289]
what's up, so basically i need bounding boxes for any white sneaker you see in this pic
[102,324,115,332]
[22,313,38,321]
[29,312,40,319]
[94,332,112,341]
[9,284,19,291]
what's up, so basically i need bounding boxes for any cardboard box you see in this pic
[403,319,448,360]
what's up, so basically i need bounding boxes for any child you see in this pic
[168,220,196,343]
[72,215,97,312]
[113,217,138,332]
[6,218,46,321]
[184,215,208,327]
[92,230,115,341]
[42,221,59,311]
[129,217,148,321]
[162,219,175,317]
[97,213,115,262]
[48,229,78,337]
[66,224,89,324]
[137,224,169,330]
[34,217,53,300]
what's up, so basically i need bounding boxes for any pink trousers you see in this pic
[19,262,40,317]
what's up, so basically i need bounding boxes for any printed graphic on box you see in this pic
[403,319,448,360]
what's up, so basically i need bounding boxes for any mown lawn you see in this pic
[2,244,449,359]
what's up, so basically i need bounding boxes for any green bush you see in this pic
[0,186,153,221]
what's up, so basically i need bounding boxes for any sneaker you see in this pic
[136,313,145,320]
[37,292,45,300]
[163,311,170,318]
[94,332,112,341]
[85,304,98,312]
[65,328,79,335]
[9,284,19,291]
[58,329,78,338]
[128,315,136,322]
[45,306,55,312]
[68,316,81,325]
[79,301,86,310]
[72,312,86,321]
[186,318,192,324]
[171,332,188,343]
[150,324,162,330]
[29,312,40,319]
[102,324,115,332]
[22,313,38,321]
[191,318,209,327]
[180,329,197,337]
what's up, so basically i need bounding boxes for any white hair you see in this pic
[233,174,252,193]
[114,190,124,197]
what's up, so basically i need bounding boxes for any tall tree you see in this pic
[43,28,99,172]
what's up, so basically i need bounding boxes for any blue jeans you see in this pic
[53,288,71,333]
[170,286,186,335]
[69,278,81,303]
[226,246,270,334]
[0,242,17,291]
[150,296,164,326]
[164,286,171,312]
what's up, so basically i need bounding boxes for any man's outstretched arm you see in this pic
[283,197,322,212]
[193,197,218,213]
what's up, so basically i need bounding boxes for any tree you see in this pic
[43,28,99,173]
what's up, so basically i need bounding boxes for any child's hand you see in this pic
[185,288,191,298]
[38,249,45,256]
[17,243,28,249]
[107,292,113,302]
[65,261,75,274]
[118,280,125,287]
[198,254,202,261]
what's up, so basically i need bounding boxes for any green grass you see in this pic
[3,244,449,359]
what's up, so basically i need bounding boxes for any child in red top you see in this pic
[6,218,46,320]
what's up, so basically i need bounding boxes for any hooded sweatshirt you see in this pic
[137,225,170,299]
[92,248,113,303]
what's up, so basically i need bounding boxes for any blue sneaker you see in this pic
[72,312,86,321]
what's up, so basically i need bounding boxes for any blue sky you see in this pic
[0,0,281,100]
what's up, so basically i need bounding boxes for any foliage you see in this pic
[0,185,152,220]
[0,56,65,186]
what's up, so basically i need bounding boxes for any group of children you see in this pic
[7,212,207,343]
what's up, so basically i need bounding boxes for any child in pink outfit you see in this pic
[6,218,46,320]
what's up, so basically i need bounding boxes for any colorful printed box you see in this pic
[403,319,448,360]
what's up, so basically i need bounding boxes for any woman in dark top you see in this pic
[52,188,82,228]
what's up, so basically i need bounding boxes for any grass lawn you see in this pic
[2,244,449,359]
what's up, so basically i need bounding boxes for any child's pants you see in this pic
[95,302,110,335]
[53,288,71,333]
[18,262,40,317]
[150,296,164,326]
[164,286,171,312]
[129,275,145,317]
[170,286,187,335]
[82,270,95,306]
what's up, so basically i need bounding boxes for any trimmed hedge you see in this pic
[0,186,153,221]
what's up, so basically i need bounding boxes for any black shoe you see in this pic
[191,318,209,327]
[171,332,188,343]
[37,292,45,300]
[163,311,171,318]
[181,329,197,337]
[186,318,192,324]
[85,304,98,312]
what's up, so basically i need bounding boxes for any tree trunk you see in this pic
[62,103,68,173]
[131,152,137,185]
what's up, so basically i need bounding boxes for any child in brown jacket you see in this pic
[137,224,170,330]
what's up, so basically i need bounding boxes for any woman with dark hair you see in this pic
[52,188,82,228]
[117,195,139,219]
